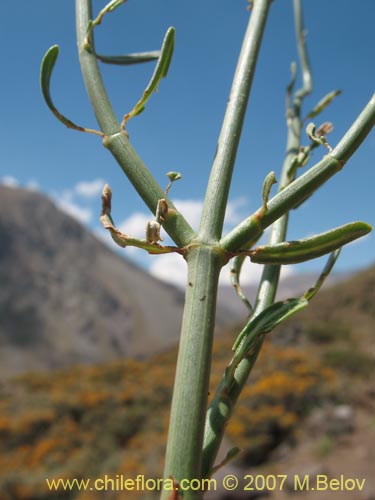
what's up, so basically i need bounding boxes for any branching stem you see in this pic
[199,0,273,243]
[75,0,195,248]
[67,1,374,497]
[162,2,273,498]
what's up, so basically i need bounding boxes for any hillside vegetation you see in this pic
[0,265,373,499]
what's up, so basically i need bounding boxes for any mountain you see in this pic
[0,185,190,377]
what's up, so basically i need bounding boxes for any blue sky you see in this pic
[1,1,374,287]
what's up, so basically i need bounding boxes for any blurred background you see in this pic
[0,0,374,498]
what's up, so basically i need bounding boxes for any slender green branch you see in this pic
[293,0,312,105]
[199,0,272,243]
[305,90,341,121]
[202,0,314,476]
[84,0,128,50]
[331,93,375,162]
[76,0,120,134]
[220,92,375,253]
[75,0,196,247]
[304,249,341,301]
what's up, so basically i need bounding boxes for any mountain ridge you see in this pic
[0,185,187,377]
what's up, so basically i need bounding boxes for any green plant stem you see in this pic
[221,92,375,253]
[161,247,223,500]
[75,0,195,247]
[293,0,312,103]
[199,0,272,243]
[202,0,312,476]
[252,0,312,309]
[161,4,273,496]
[202,83,304,479]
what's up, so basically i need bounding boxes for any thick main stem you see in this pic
[162,3,272,496]
[199,0,272,242]
[161,247,223,500]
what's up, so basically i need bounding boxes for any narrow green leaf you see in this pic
[107,0,126,12]
[96,51,160,66]
[304,248,341,301]
[40,46,102,135]
[230,232,262,314]
[261,171,277,211]
[122,27,175,125]
[40,45,59,112]
[230,254,253,313]
[249,221,372,264]
[226,297,309,384]
[40,46,84,130]
[306,90,342,120]
[227,245,343,384]
[209,447,242,477]
[232,297,308,353]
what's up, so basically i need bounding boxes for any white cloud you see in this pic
[149,252,295,289]
[93,227,117,247]
[74,178,105,198]
[149,253,187,287]
[172,199,204,231]
[1,176,19,188]
[26,180,40,191]
[118,212,151,240]
[55,195,92,224]
[223,197,248,226]
[0,176,40,191]
[57,200,92,224]
[50,180,105,225]
[172,197,248,232]
[219,258,295,287]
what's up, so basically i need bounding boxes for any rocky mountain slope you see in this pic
[0,185,189,377]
